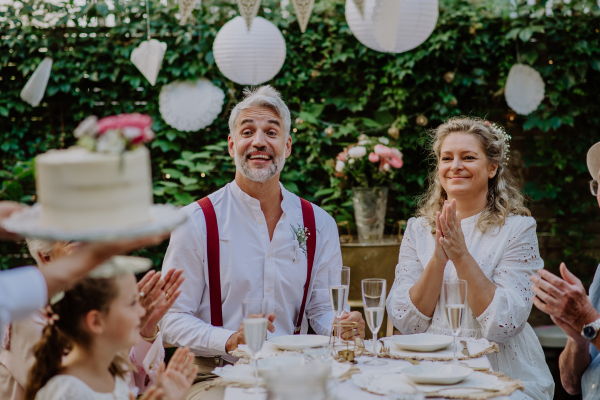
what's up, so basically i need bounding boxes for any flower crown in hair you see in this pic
[485,121,511,163]
[44,305,60,326]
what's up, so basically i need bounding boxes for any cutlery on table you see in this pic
[460,340,470,357]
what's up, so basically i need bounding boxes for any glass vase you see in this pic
[351,187,388,243]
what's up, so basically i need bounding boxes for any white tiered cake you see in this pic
[35,146,152,230]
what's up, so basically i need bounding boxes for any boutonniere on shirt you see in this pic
[290,223,310,262]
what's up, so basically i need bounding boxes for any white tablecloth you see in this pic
[223,355,512,400]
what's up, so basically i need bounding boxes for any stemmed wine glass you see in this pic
[328,266,350,346]
[361,278,387,366]
[242,298,268,394]
[443,280,467,364]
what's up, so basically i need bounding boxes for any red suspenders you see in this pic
[196,196,316,334]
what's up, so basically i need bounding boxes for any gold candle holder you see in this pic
[329,320,360,363]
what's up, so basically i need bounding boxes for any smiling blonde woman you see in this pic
[386,117,554,400]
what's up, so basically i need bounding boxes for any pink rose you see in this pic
[374,144,392,158]
[337,149,348,162]
[368,152,379,163]
[97,113,153,134]
[389,156,403,168]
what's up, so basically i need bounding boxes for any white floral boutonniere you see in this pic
[290,223,310,262]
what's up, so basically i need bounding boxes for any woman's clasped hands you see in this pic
[436,199,469,263]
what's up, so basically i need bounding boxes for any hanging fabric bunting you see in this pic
[291,0,315,33]
[131,40,167,86]
[131,0,167,86]
[237,0,262,31]
[179,0,196,24]
[352,0,366,19]
[372,0,402,52]
[20,57,53,107]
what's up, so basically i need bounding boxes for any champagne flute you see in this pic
[361,278,387,366]
[328,267,350,345]
[242,298,268,394]
[443,280,467,364]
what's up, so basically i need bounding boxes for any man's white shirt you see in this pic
[159,181,342,359]
[0,266,47,344]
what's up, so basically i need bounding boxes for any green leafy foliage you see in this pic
[1,0,600,284]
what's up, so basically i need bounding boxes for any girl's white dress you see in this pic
[386,214,554,400]
[35,375,130,400]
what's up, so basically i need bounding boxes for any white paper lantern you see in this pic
[20,57,53,107]
[345,0,438,53]
[130,39,167,86]
[504,64,545,115]
[159,79,225,132]
[213,16,286,85]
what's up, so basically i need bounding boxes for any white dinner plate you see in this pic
[257,356,305,375]
[390,333,454,352]
[268,335,330,351]
[402,364,473,385]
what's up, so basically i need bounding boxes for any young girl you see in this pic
[0,239,184,400]
[23,271,196,400]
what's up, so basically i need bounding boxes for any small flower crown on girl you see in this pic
[484,121,511,163]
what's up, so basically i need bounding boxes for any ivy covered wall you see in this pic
[1,0,599,283]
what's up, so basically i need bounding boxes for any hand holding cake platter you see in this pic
[2,113,187,242]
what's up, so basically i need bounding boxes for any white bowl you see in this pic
[268,335,330,351]
[390,333,454,352]
[257,356,305,375]
[402,364,473,385]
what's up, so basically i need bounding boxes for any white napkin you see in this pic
[224,387,266,400]
[237,342,296,359]
[213,358,352,385]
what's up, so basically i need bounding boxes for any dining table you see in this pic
[222,353,514,400]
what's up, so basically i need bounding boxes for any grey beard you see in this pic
[234,146,286,183]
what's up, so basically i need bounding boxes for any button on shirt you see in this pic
[582,265,600,400]
[0,267,47,344]
[159,181,342,360]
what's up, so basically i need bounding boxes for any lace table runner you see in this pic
[352,369,524,399]
[362,336,499,362]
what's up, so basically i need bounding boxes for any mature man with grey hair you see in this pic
[159,85,365,400]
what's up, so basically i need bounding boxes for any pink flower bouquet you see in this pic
[334,135,403,187]
[74,113,155,154]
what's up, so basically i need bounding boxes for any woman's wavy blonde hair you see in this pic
[416,117,530,233]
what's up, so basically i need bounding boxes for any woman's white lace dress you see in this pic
[35,375,130,400]
[386,214,554,400]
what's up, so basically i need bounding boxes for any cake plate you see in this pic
[1,203,187,242]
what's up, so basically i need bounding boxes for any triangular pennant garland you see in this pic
[130,39,167,86]
[179,0,196,25]
[372,0,403,52]
[291,0,315,33]
[237,0,262,31]
[352,0,366,19]
[20,57,53,107]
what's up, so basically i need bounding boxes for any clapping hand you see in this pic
[135,348,197,400]
[155,347,197,400]
[531,262,600,335]
[138,269,185,339]
[438,199,469,263]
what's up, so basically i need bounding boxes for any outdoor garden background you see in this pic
[1,0,599,290]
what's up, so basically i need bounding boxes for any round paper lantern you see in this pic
[159,79,225,132]
[213,16,286,85]
[504,64,545,115]
[345,0,438,53]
